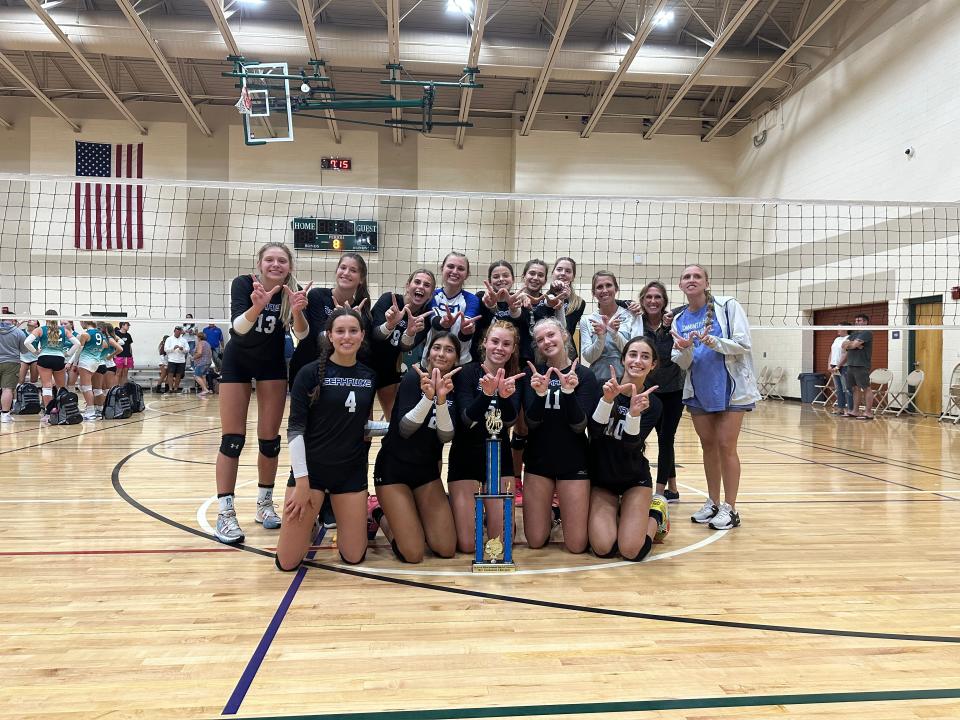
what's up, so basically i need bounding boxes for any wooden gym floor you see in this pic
[1,397,959,720]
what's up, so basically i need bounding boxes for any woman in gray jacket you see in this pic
[671,264,760,532]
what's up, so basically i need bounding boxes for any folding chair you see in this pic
[939,364,960,424]
[812,373,836,407]
[884,369,924,416]
[766,367,785,401]
[756,366,771,399]
[868,368,894,413]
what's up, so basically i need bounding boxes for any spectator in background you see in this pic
[114,322,134,385]
[18,320,39,385]
[204,322,224,370]
[827,323,850,416]
[164,327,190,394]
[842,313,874,420]
[183,314,197,354]
[193,331,213,397]
[0,314,26,422]
[157,335,170,393]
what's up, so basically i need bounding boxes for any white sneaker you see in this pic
[82,410,97,422]
[216,509,245,544]
[691,500,718,524]
[708,502,741,530]
[0,413,11,423]
[255,498,282,529]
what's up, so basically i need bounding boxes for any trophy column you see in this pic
[472,406,516,572]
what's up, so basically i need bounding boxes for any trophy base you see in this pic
[472,561,517,574]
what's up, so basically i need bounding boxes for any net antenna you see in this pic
[230,57,295,145]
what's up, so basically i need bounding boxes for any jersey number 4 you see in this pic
[344,391,357,413]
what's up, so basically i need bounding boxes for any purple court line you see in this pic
[222,526,326,716]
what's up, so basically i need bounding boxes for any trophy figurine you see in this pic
[472,406,516,572]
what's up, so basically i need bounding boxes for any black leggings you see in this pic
[640,390,684,486]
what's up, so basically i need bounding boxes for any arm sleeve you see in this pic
[289,435,309,478]
[399,396,433,438]
[23,332,39,353]
[371,293,392,340]
[453,368,485,429]
[579,316,603,363]
[628,395,662,444]
[523,370,548,430]
[557,374,590,433]
[710,299,751,356]
[434,401,454,443]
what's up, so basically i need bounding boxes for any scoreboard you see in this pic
[291,218,378,252]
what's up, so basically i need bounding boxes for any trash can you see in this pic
[798,372,828,403]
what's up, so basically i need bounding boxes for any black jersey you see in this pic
[471,292,521,363]
[523,362,601,476]
[447,361,520,480]
[377,365,452,470]
[289,287,373,388]
[227,275,285,356]
[371,292,430,379]
[589,393,662,491]
[288,359,377,478]
[516,295,557,361]
[115,330,133,358]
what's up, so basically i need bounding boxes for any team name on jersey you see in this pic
[265,302,281,312]
[323,377,373,388]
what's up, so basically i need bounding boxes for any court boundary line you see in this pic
[223,687,960,720]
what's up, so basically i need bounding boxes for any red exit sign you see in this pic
[321,157,351,171]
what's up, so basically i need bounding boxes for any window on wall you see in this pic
[813,303,888,373]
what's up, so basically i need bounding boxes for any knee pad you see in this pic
[390,539,410,564]
[339,550,367,565]
[79,384,93,393]
[93,388,104,397]
[220,433,246,458]
[593,542,618,559]
[649,507,664,526]
[258,436,282,458]
[510,434,527,451]
[624,536,653,562]
[274,555,300,572]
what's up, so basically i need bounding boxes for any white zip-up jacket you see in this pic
[671,295,761,407]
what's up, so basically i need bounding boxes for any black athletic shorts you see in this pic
[220,343,287,384]
[524,464,590,482]
[447,441,515,483]
[373,451,438,490]
[287,464,368,495]
[592,471,652,496]
[37,355,66,371]
[167,362,186,378]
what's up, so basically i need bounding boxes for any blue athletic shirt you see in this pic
[673,304,729,412]
[38,326,70,357]
[78,328,105,360]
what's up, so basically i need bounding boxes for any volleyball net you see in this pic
[1,173,958,332]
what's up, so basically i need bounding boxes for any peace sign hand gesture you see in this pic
[333,296,370,314]
[284,281,313,316]
[556,359,580,393]
[460,315,481,337]
[482,281,499,309]
[629,385,659,416]
[602,364,633,403]
[404,307,432,336]
[506,288,526,313]
[440,306,461,330]
[526,361,552,396]
[250,274,272,310]
[480,368,503,397]
[498,372,526,399]
[671,327,693,350]
[385,294,405,330]
[414,365,436,401]
[436,366,461,403]
[590,318,607,337]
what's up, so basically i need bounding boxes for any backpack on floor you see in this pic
[52,390,83,425]
[12,383,42,415]
[205,369,219,394]
[124,382,145,413]
[102,385,132,420]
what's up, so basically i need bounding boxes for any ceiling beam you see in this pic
[519,0,579,136]
[680,0,716,39]
[742,0,780,46]
[703,0,850,141]
[0,49,80,131]
[113,0,211,136]
[295,0,341,142]
[22,0,147,132]
[0,114,12,130]
[386,0,402,144]
[643,0,762,139]
[454,0,489,148]
[580,0,669,138]
[200,0,240,56]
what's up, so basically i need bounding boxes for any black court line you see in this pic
[229,687,960,720]
[147,445,258,467]
[757,446,928,492]
[111,431,960,646]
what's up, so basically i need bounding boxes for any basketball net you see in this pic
[235,86,252,115]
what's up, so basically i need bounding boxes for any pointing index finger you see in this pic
[640,385,659,397]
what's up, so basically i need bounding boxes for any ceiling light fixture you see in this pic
[236,0,266,6]
[654,9,675,26]
[446,0,473,15]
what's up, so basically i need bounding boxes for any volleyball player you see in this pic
[288,252,371,389]
[97,322,122,398]
[114,322,133,385]
[75,321,107,421]
[276,307,376,570]
[588,338,668,561]
[550,257,585,358]
[580,271,633,381]
[671,264,760,531]
[629,281,683,502]
[18,320,39,385]
[474,260,524,361]
[523,318,601,554]
[23,312,81,421]
[215,242,309,545]
[447,321,524,554]
[371,332,461,563]
[370,269,436,421]
[426,252,481,365]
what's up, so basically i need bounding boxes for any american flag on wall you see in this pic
[74,141,144,250]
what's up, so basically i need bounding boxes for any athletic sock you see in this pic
[257,485,273,503]
[217,494,235,513]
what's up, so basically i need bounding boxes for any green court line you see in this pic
[234,687,960,720]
